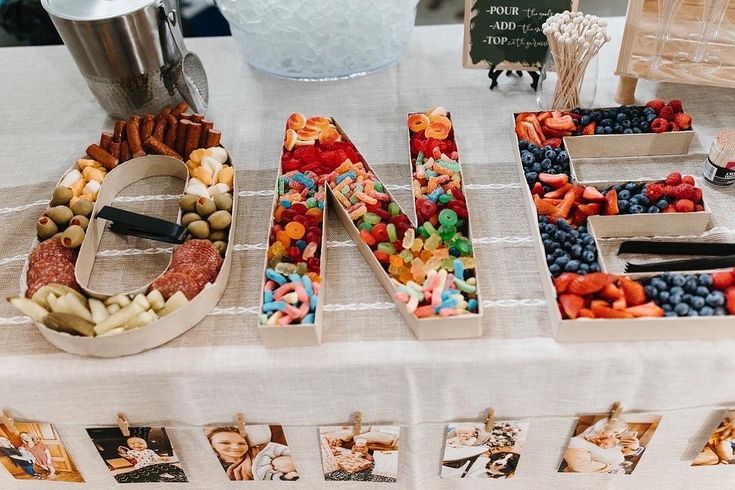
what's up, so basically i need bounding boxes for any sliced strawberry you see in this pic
[545,115,576,132]
[531,182,544,196]
[712,272,734,291]
[591,303,635,319]
[559,294,585,319]
[571,210,589,226]
[603,188,619,215]
[554,189,577,219]
[612,297,628,310]
[522,121,544,147]
[582,122,596,135]
[515,120,530,142]
[537,111,552,122]
[544,183,573,199]
[554,272,580,294]
[533,194,558,216]
[726,287,735,315]
[590,299,609,309]
[542,127,573,138]
[682,175,695,185]
[625,301,665,317]
[577,203,601,217]
[578,308,595,318]
[583,186,606,202]
[600,283,624,300]
[544,137,563,148]
[568,273,617,296]
[620,278,647,306]
[539,173,569,188]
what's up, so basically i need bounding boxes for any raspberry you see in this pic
[727,287,735,315]
[651,118,668,133]
[665,172,682,186]
[660,106,675,122]
[671,124,681,132]
[668,99,683,113]
[645,99,665,115]
[682,175,695,185]
[674,199,695,213]
[693,186,703,203]
[674,112,692,130]
[645,182,666,201]
[669,184,697,200]
[712,272,734,291]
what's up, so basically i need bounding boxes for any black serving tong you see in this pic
[619,240,735,273]
[96,206,189,244]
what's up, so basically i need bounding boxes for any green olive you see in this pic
[70,215,89,231]
[61,225,85,249]
[181,212,201,227]
[70,199,94,218]
[47,205,73,226]
[187,220,210,239]
[36,216,58,240]
[207,210,231,230]
[179,194,198,213]
[212,240,227,256]
[52,232,63,240]
[50,186,74,206]
[208,230,228,242]
[214,193,233,212]
[195,197,217,217]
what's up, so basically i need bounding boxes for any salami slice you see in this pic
[29,237,76,265]
[150,271,199,300]
[167,265,211,292]
[170,239,222,281]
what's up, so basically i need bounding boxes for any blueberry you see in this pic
[545,150,556,161]
[716,307,727,316]
[622,120,632,128]
[557,219,571,230]
[632,127,642,134]
[583,251,596,263]
[671,274,686,287]
[521,152,535,165]
[541,160,552,171]
[662,303,673,312]
[616,113,627,122]
[581,115,591,125]
[613,124,623,133]
[557,151,569,163]
[636,194,650,206]
[584,244,597,253]
[604,126,613,134]
[625,182,638,192]
[554,230,566,242]
[665,311,678,317]
[656,200,668,209]
[706,292,725,307]
[570,245,583,258]
[519,140,529,150]
[647,206,660,213]
[684,279,699,293]
[690,296,706,309]
[629,197,640,206]
[590,264,601,272]
[688,310,700,317]
[651,278,667,290]
[579,263,590,273]
[555,256,569,267]
[658,291,670,303]
[564,260,580,272]
[618,190,631,200]
[674,303,690,316]
[527,143,538,151]
[669,293,683,305]
[695,286,710,297]
[646,113,657,122]
[698,275,714,287]
[526,173,538,185]
[549,264,561,275]
[546,254,555,264]
[700,306,714,316]
[618,200,630,212]
[629,204,644,214]
[541,158,552,168]
[682,294,693,304]
[595,127,605,135]
[601,118,613,126]
[553,249,564,258]
[669,286,684,296]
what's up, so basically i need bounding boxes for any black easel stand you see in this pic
[488,65,540,91]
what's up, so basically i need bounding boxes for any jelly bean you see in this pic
[371,223,389,242]
[387,223,398,243]
[360,229,376,246]
[378,242,396,255]
[306,197,317,208]
[285,221,306,239]
[438,209,458,227]
[363,212,381,225]
[388,202,401,217]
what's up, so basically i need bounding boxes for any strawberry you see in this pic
[645,99,665,115]
[554,189,577,219]
[625,302,665,317]
[591,303,634,319]
[695,204,705,212]
[645,182,666,201]
[682,175,695,185]
[612,297,628,310]
[665,172,683,186]
[544,183,573,199]
[712,272,734,291]
[620,278,647,306]
[727,287,735,315]
[651,118,669,133]
[663,206,677,213]
[603,188,619,215]
[674,112,692,130]
[582,122,596,135]
[542,127,572,138]
[568,273,617,295]
[539,173,569,188]
[545,137,563,148]
[545,115,576,132]
[583,186,606,201]
[559,294,585,319]
[577,203,601,217]
[578,308,595,318]
[668,99,684,113]
[675,199,695,213]
[554,273,580,294]
[537,111,552,122]
[600,283,624,300]
[523,121,544,147]
[660,105,675,122]
[531,182,544,196]
[533,194,558,215]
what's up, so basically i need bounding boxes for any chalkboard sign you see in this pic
[463,0,579,70]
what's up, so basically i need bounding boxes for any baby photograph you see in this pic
[319,425,400,482]
[441,421,529,479]
[205,424,298,481]
[692,410,735,466]
[559,413,661,474]
[0,422,83,482]
[86,426,187,483]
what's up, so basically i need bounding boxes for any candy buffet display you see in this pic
[8,104,236,357]
[514,100,735,340]
[258,109,481,344]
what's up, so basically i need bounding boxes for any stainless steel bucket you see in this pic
[41,0,208,118]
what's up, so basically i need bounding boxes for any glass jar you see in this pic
[216,0,419,80]
[537,50,599,110]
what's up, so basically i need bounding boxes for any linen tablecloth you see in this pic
[0,20,734,489]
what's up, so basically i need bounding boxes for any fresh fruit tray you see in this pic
[258,109,482,345]
[514,101,735,341]
[9,104,237,357]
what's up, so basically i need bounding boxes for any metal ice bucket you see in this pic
[41,0,208,118]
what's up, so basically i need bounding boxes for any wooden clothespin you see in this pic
[352,412,362,437]
[236,413,246,437]
[485,408,495,432]
[1,410,16,434]
[608,401,622,421]
[117,413,130,437]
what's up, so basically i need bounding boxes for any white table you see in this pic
[0,20,734,489]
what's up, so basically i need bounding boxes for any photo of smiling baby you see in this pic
[441,421,529,479]
[86,427,187,483]
[205,425,298,481]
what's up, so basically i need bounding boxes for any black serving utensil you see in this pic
[96,206,189,244]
